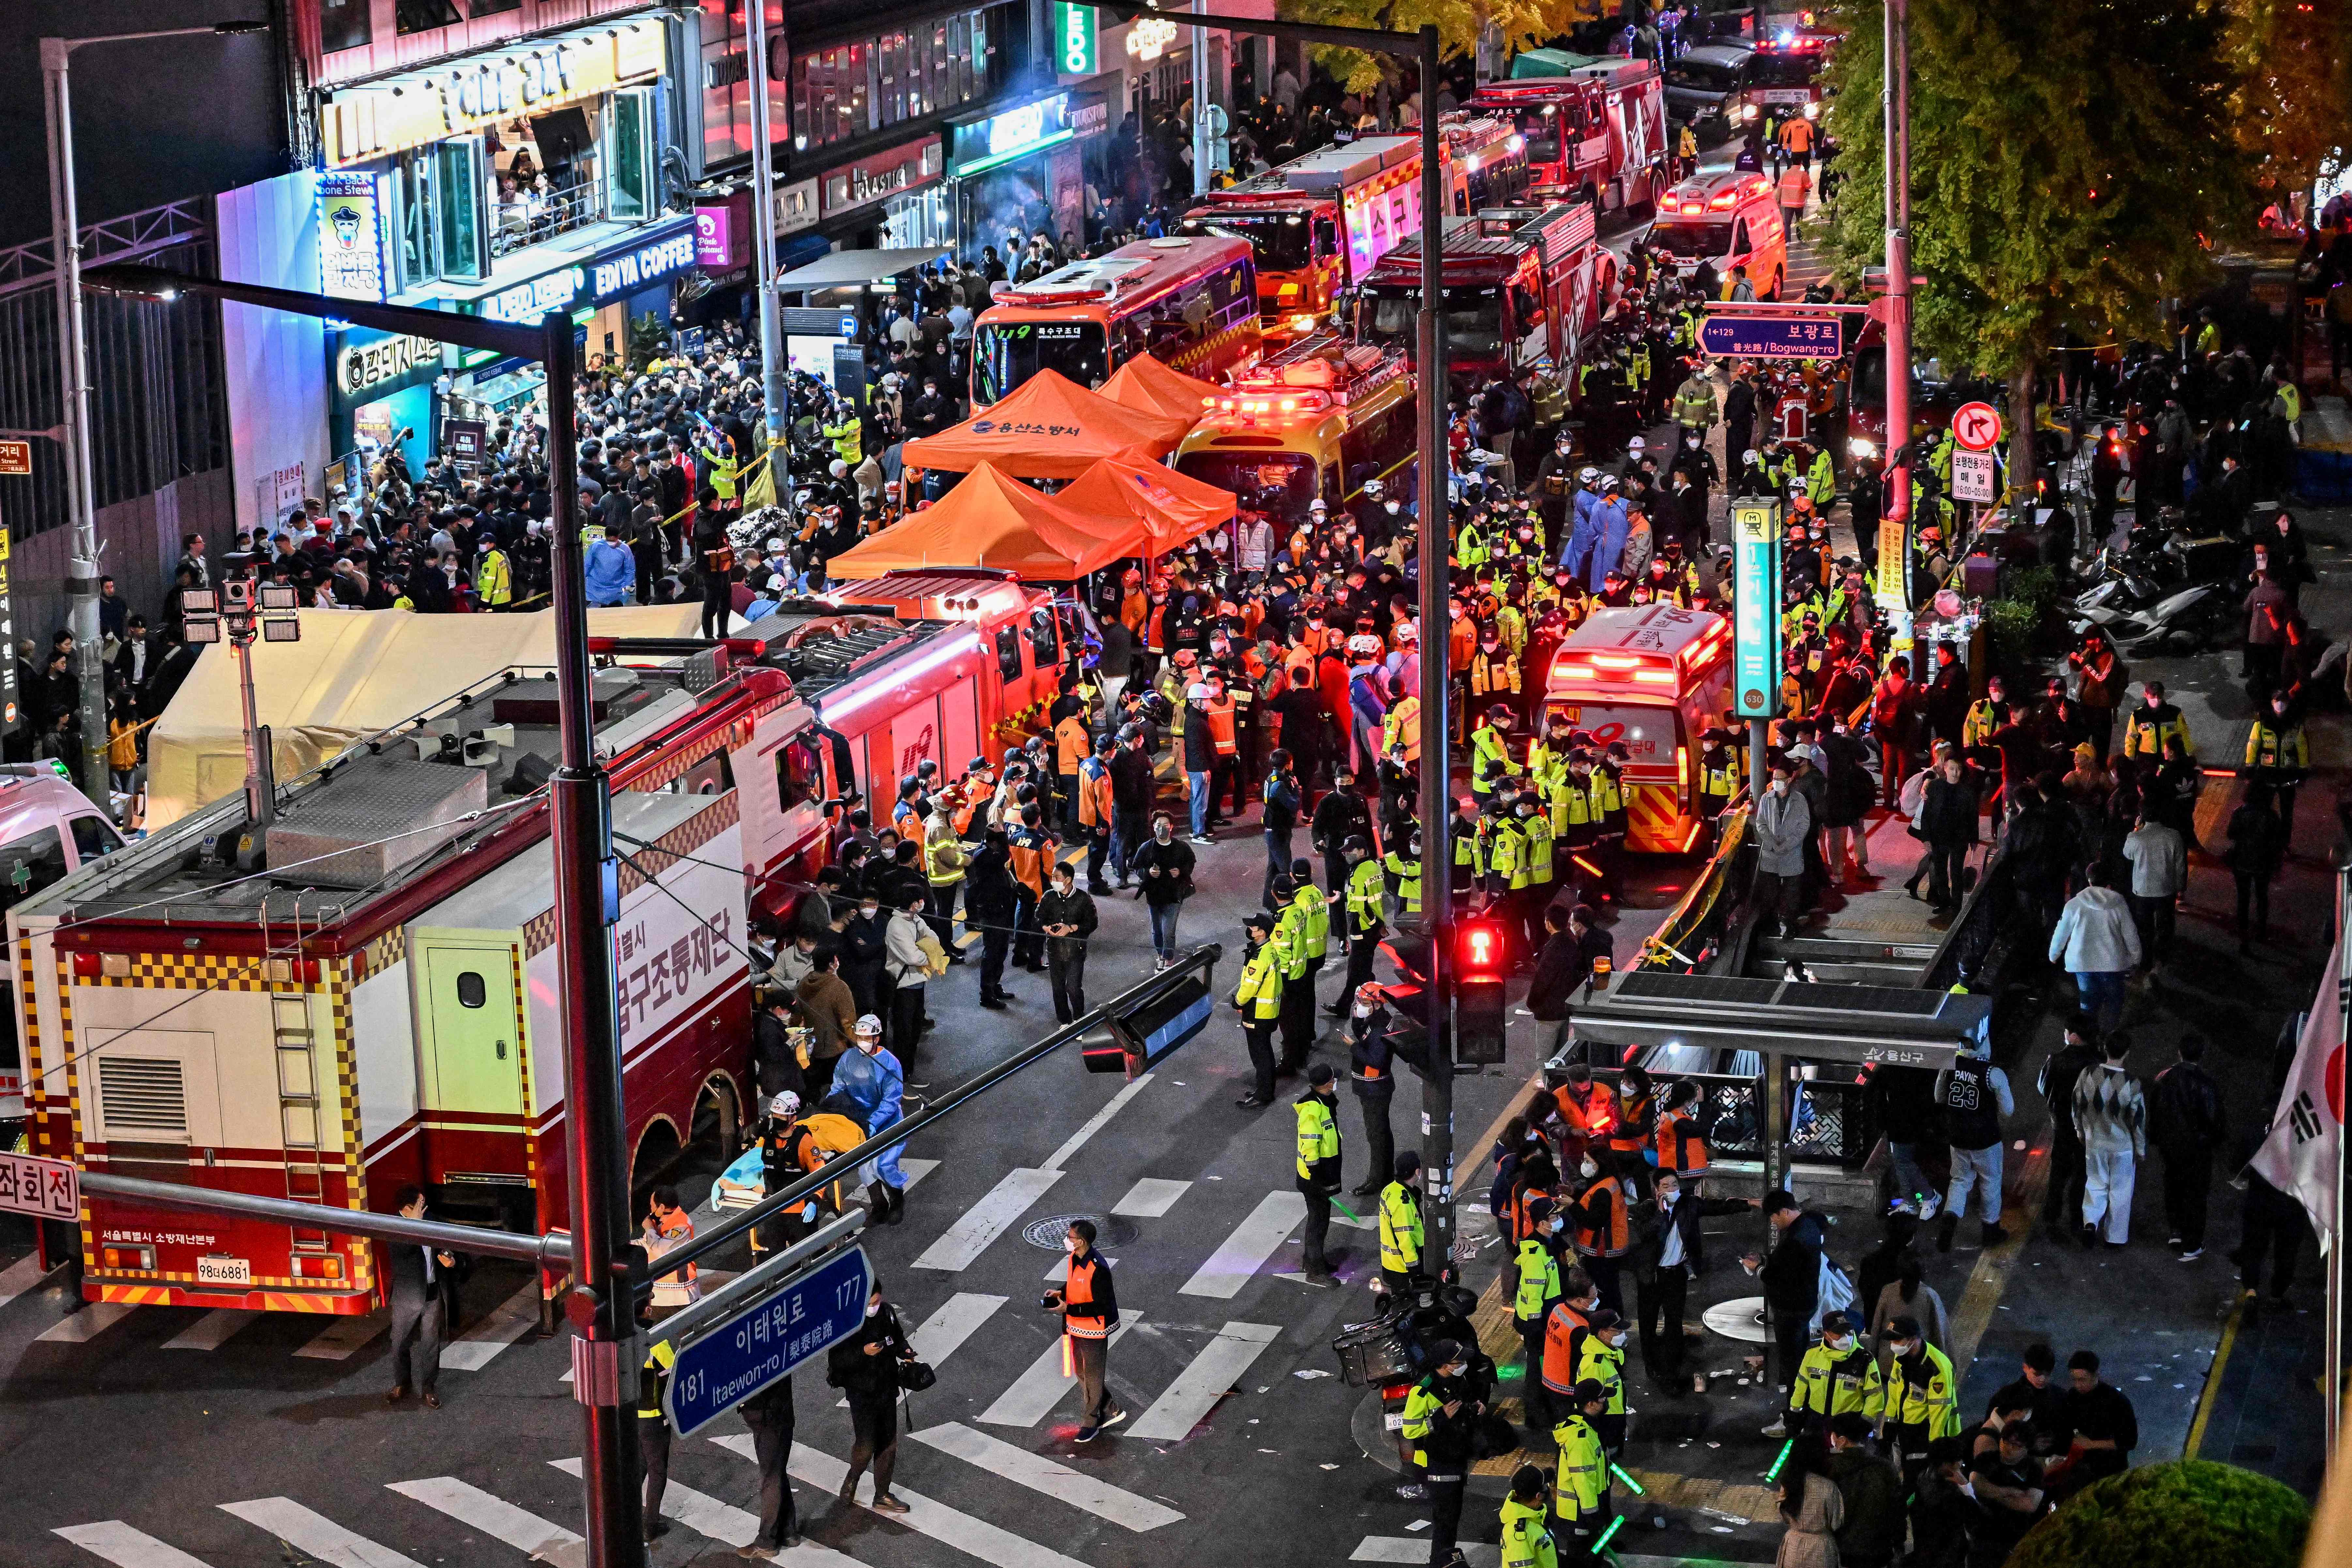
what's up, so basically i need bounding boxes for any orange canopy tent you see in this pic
[1096,354,1222,426]
[901,369,1194,478]
[825,461,1145,579]
[1059,456,1236,551]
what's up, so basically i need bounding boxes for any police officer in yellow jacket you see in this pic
[1514,1195,1566,1429]
[637,1306,678,1535]
[1877,1313,1961,1478]
[1400,1336,1482,1550]
[1380,1150,1427,1299]
[1779,1310,1883,1444]
[1234,912,1284,1109]
[1275,869,1328,1074]
[1385,831,1425,918]
[2121,680,2194,760]
[1574,1308,1629,1453]
[1471,706,1522,799]
[1341,836,1386,1000]
[1502,1465,1560,1568]
[1295,1065,1342,1281]
[2245,690,2309,835]
[1550,1380,1612,1553]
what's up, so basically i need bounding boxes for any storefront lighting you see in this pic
[1127,16,1179,60]
[957,129,1075,177]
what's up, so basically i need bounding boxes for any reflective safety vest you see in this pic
[637,1337,676,1418]
[474,548,512,607]
[1385,696,1423,761]
[1384,848,1423,915]
[822,416,862,465]
[1655,1110,1711,1176]
[1793,1340,1885,1422]
[1062,1252,1113,1339]
[1807,450,1836,505]
[1552,777,1595,836]
[1882,1344,1961,1438]
[1572,1175,1629,1257]
[1576,1334,1625,1415]
[924,827,966,886]
[1292,885,1331,960]
[2246,719,2308,773]
[1699,751,1738,801]
[1488,819,1530,889]
[1234,946,1283,1019]
[1607,1091,1653,1158]
[1513,1238,1562,1322]
[1346,857,1386,932]
[1379,1180,1423,1273]
[2279,382,2303,423]
[1295,1095,1339,1182]
[1459,521,1490,568]
[1525,814,1556,881]
[1471,724,1520,789]
[2122,701,2193,759]
[1272,904,1309,981]
[1501,1498,1559,1568]
[1589,768,1622,821]
[1401,1379,1457,1470]
[1551,1414,1607,1518]
[1541,1300,1591,1392]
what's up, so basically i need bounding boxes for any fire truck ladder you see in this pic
[265,912,331,1253]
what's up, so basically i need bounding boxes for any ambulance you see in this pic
[1171,332,1417,530]
[1644,170,1788,300]
[1543,605,1732,853]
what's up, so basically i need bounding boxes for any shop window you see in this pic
[396,0,464,35]
[319,0,372,52]
[607,90,655,223]
[432,135,491,281]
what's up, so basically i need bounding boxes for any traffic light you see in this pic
[1453,919,1508,1066]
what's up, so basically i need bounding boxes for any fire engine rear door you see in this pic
[414,932,526,1119]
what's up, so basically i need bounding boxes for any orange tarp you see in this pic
[902,369,1195,478]
[825,462,1145,579]
[1058,457,1237,551]
[1097,354,1222,425]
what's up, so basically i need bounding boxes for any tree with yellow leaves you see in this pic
[1277,0,1586,96]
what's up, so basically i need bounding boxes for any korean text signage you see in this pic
[0,528,15,731]
[0,1150,78,1222]
[336,332,441,402]
[320,23,666,167]
[1055,3,1099,74]
[1730,496,1783,717]
[665,1245,873,1436]
[954,95,1071,173]
[822,137,945,220]
[1951,449,1996,504]
[0,441,28,476]
[589,224,698,302]
[318,172,390,304]
[1697,313,1847,359]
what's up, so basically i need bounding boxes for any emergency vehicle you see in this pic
[1470,58,1670,216]
[1438,114,1534,214]
[15,611,994,1314]
[971,235,1261,406]
[1355,203,1612,397]
[1170,333,1417,529]
[1751,25,1834,120]
[1664,43,1762,143]
[821,569,1072,750]
[0,765,126,1127]
[1645,171,1788,300]
[1544,605,1732,853]
[1179,137,1430,342]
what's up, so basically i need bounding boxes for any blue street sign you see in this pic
[1699,314,1848,359]
[664,1245,873,1436]
[1730,497,1784,718]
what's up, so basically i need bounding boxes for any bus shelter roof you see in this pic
[772,247,952,292]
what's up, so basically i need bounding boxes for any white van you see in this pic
[0,765,124,1122]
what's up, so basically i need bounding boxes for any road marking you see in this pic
[900,1157,940,1190]
[909,1422,1184,1531]
[840,1292,1006,1406]
[296,1314,388,1360]
[2185,1296,2245,1458]
[1110,1177,1191,1218]
[221,1498,426,1568]
[386,1477,582,1555]
[1043,1074,1154,1171]
[550,1458,858,1563]
[1178,1190,1304,1298]
[913,1167,1062,1272]
[1042,1253,1116,1283]
[163,1309,257,1352]
[438,1281,541,1371]
[0,1250,59,1306]
[1943,1141,2050,1376]
[976,1316,1143,1427]
[37,1302,136,1344]
[1127,1320,1282,1442]
[721,1437,1094,1568]
[54,1523,215,1568]
[1352,1538,1500,1566]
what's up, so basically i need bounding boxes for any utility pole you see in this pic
[745,0,789,500]
[1883,0,1912,534]
[1191,0,1215,196]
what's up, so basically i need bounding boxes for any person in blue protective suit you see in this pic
[823,1014,908,1225]
[1585,477,1631,594]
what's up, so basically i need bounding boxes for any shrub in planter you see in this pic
[2007,1460,2308,1568]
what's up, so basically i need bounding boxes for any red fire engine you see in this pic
[1354,203,1616,397]
[1471,58,1670,217]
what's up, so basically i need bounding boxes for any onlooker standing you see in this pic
[736,1377,801,1557]
[2120,809,2185,973]
[2148,1036,2225,1261]
[1745,1190,1824,1395]
[1183,683,1218,841]
[384,1184,453,1409]
[2037,1016,2102,1238]
[1628,1168,1752,1392]
[1917,754,1980,914]
[1823,1413,1904,1568]
[1131,812,1197,968]
[1261,748,1302,905]
[1043,1219,1125,1440]
[1036,861,1098,1023]
[2073,1032,2147,1246]
[1933,1037,2014,1250]
[1753,761,1811,937]
[2225,783,2289,952]
[1107,726,1156,885]
[2048,865,2141,1035]
[826,1280,915,1513]
[883,889,932,1068]
[1775,1444,1844,1568]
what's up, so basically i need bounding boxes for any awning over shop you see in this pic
[1059,456,1236,551]
[772,247,953,292]
[1096,353,1223,425]
[825,461,1145,579]
[902,369,1196,478]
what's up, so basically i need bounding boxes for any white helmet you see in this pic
[854,1014,884,1038]
[769,1091,801,1117]
[1627,435,1646,453]
[1347,634,1382,656]
[1185,682,1211,701]
[1577,467,1600,484]
[1742,449,1760,465]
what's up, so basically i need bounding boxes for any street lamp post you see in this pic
[744,0,790,500]
[40,21,266,807]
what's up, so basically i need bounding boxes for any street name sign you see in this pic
[1698,315,1848,359]
[0,441,29,477]
[663,1244,872,1436]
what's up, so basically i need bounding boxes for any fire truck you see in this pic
[1171,333,1418,529]
[1751,25,1835,121]
[1471,57,1670,217]
[1354,203,1614,398]
[13,610,994,1314]
[1438,114,1534,213]
[1178,136,1432,343]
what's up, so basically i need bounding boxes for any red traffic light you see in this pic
[1458,920,1506,973]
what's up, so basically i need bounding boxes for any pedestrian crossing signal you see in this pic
[1453,920,1508,1067]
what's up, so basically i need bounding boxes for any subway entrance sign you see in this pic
[1698,314,1849,359]
[1730,496,1783,718]
[664,1244,873,1436]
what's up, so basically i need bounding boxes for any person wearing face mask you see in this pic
[1399,1337,1482,1561]
[2242,688,2308,837]
[1041,1219,1126,1440]
[826,1281,916,1514]
[1574,1308,1630,1453]
[830,1016,908,1224]
[1628,1167,1756,1394]
[1753,760,1811,939]
[964,826,1018,1009]
[1346,981,1399,1196]
[1380,1150,1427,1299]
[839,892,890,1021]
[1567,1150,1632,1316]
[1779,1310,1884,1448]
[1500,1462,1560,1568]
[1295,1064,1343,1282]
[752,1093,824,1256]
[1875,1313,1960,1481]
[1036,862,1098,1024]
[1512,1194,1566,1432]
[1232,911,1285,1109]
[2119,679,2192,762]
[1548,1379,1613,1556]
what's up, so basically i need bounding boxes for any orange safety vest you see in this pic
[1553,1080,1616,1140]
[1607,1092,1654,1158]
[1063,1253,1111,1340]
[1008,830,1049,893]
[1078,768,1114,829]
[1542,1300,1592,1392]
[1448,616,1478,673]
[1120,591,1147,632]
[1056,715,1091,774]
[1656,1111,1712,1176]
[1204,697,1239,755]
[1572,1175,1630,1258]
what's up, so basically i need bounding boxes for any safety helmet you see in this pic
[853,1014,884,1038]
[769,1091,801,1117]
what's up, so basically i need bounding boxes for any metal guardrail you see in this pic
[1539,1062,1879,1169]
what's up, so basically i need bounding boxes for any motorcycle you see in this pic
[2070,580,2236,656]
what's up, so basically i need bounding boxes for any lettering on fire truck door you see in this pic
[413,931,527,1120]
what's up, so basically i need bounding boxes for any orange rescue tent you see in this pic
[1059,456,1237,551]
[1097,354,1222,426]
[825,461,1145,579]
[901,369,1194,478]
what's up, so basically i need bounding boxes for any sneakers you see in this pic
[1189,833,1214,845]
[872,1494,910,1516]
[1760,1420,1788,1438]
[1395,1483,1428,1501]
[1235,1093,1269,1109]
[2177,1248,2205,1262]
[1075,1423,1099,1443]
[1100,1407,1129,1430]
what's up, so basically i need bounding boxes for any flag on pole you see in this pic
[2251,940,2345,1255]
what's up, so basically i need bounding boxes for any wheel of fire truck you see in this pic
[628,1115,686,1220]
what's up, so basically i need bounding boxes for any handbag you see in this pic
[896,1359,938,1393]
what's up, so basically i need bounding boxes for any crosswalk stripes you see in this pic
[550,1457,858,1563]
[841,1291,1006,1406]
[1126,1320,1280,1442]
[53,1522,213,1568]
[1108,1177,1191,1217]
[219,1497,427,1568]
[908,1421,1184,1531]
[975,1315,1142,1427]
[438,1281,541,1372]
[1040,1073,1154,1171]
[162,1310,256,1353]
[1178,1190,1304,1298]
[912,1167,1061,1272]
[37,1302,135,1344]
[0,1249,58,1307]
[1352,1538,1500,1566]
[1041,1253,1115,1283]
[296,1313,388,1360]
[384,1476,582,1556]
[716,1435,1096,1568]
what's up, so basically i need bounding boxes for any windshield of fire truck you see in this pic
[1752,52,1821,86]
[1181,212,1315,271]
[1509,104,1563,163]
[1360,284,1505,357]
[1175,449,1317,522]
[973,320,1111,404]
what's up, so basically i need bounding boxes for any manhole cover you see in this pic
[1022,1213,1139,1250]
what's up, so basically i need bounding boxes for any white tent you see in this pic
[145,605,703,827]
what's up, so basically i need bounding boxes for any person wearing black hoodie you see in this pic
[964,827,1018,1009]
[1744,1190,1824,1394]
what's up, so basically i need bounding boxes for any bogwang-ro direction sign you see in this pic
[1698,314,1849,359]
[664,1244,873,1436]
